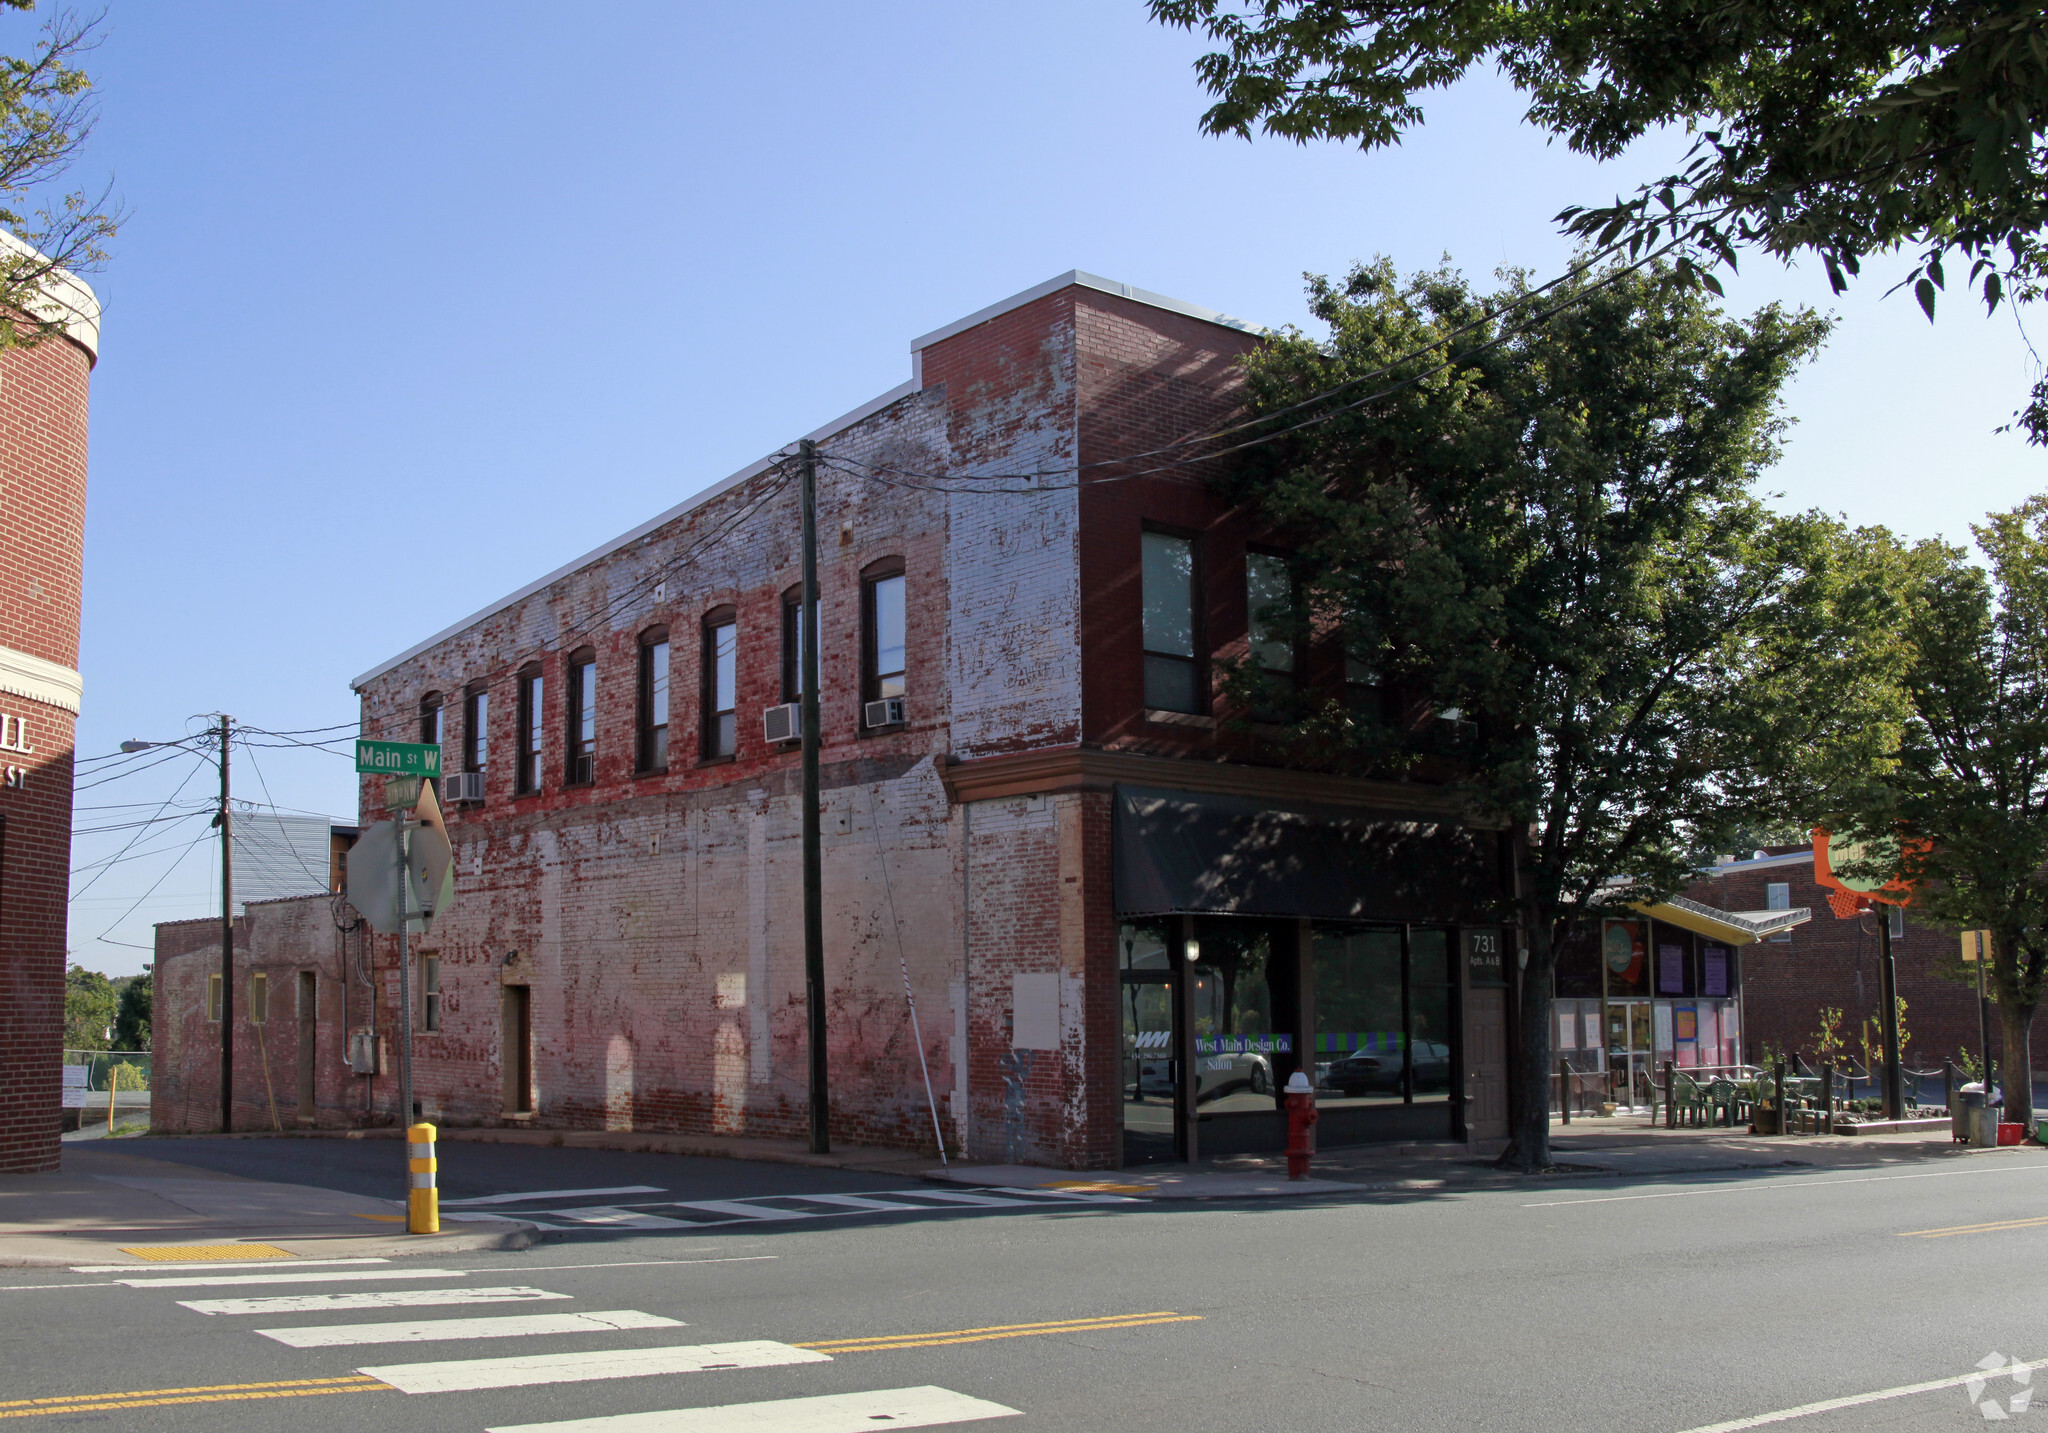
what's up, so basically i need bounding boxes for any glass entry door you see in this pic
[1121,922,1182,1164]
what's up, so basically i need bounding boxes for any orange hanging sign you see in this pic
[1811,826,1921,918]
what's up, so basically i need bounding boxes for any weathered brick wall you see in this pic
[0,330,92,1173]
[1689,854,2048,1076]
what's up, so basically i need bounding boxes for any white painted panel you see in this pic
[1010,972,1059,1051]
[119,1267,465,1289]
[71,1258,390,1274]
[668,1200,816,1222]
[361,1340,830,1394]
[180,1286,566,1316]
[258,1310,681,1348]
[543,1206,700,1228]
[894,1190,1033,1207]
[786,1194,934,1212]
[485,1384,1023,1433]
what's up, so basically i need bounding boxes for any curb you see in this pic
[135,1127,934,1175]
[0,1220,537,1268]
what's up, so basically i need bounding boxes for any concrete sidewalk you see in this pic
[928,1123,2048,1201]
[0,1144,535,1267]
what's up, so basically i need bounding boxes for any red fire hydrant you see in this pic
[1284,1070,1318,1180]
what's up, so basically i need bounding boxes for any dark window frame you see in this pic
[637,626,670,775]
[515,664,543,795]
[701,605,738,761]
[1243,546,1299,722]
[780,586,818,705]
[1140,522,1206,715]
[861,557,907,722]
[564,648,597,786]
[463,683,488,776]
[418,692,444,748]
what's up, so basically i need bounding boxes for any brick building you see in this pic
[1692,848,2037,1081]
[0,245,98,1174]
[159,271,1775,1167]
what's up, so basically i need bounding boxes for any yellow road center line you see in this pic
[798,1312,1201,1352]
[0,1375,385,1416]
[1899,1214,2048,1237]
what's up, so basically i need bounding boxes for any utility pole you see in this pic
[800,438,828,1154]
[396,792,414,1129]
[1877,908,1904,1120]
[217,715,234,1135]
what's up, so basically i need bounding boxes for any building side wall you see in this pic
[0,334,91,1173]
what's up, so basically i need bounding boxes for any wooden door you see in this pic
[296,971,317,1117]
[1465,986,1509,1140]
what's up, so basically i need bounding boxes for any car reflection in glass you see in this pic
[1320,1040,1451,1097]
[1135,1052,1276,1104]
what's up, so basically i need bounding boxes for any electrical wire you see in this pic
[91,830,212,952]
[236,739,335,890]
[69,754,208,898]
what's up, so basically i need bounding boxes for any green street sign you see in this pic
[355,739,442,777]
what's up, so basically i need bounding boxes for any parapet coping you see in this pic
[352,270,1269,694]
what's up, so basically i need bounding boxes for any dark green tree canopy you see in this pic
[1152,0,2048,436]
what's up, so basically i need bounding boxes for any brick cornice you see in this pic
[939,745,1477,819]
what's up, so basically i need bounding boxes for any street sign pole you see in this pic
[1976,930,1994,1093]
[1877,914,1904,1119]
[397,805,413,1129]
[800,438,828,1155]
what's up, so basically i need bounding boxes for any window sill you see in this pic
[1144,708,1216,729]
[634,766,669,780]
[696,754,736,768]
[859,722,908,738]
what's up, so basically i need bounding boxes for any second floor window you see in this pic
[781,589,819,702]
[419,693,444,747]
[863,562,906,715]
[1141,529,1201,714]
[464,686,488,775]
[638,629,669,774]
[516,666,543,793]
[703,608,736,758]
[565,650,596,785]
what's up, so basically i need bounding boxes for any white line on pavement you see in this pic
[115,1267,467,1289]
[258,1310,683,1347]
[71,1257,391,1273]
[0,1281,119,1291]
[896,1191,1035,1207]
[441,1186,668,1207]
[1525,1161,2048,1208]
[665,1200,818,1222]
[360,1339,832,1393]
[484,1384,1023,1432]
[1669,1356,2048,1432]
[509,1258,778,1273]
[181,1286,569,1316]
[542,1206,704,1228]
[789,1194,945,1212]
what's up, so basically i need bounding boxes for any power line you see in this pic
[92,830,212,953]
[69,754,207,898]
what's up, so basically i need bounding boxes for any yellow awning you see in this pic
[1631,894,1811,948]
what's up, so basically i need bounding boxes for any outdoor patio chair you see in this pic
[1704,1077,1739,1127]
[1670,1072,1709,1127]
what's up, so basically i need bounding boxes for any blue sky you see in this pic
[62,2,2046,973]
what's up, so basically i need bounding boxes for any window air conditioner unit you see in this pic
[442,771,486,803]
[763,702,802,744]
[864,697,906,728]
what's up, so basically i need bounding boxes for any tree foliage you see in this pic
[1833,497,2048,1123]
[1151,0,2048,439]
[1223,257,1897,1167]
[63,962,114,1049]
[0,3,116,350]
[113,971,151,1052]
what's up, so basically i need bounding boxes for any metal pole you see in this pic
[1877,910,1903,1120]
[397,808,413,1129]
[1975,930,1994,1095]
[218,715,234,1134]
[799,439,828,1155]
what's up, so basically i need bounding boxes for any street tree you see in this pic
[1837,499,2048,1126]
[1222,257,1898,1169]
[63,963,114,1049]
[112,972,151,1052]
[0,3,117,349]
[1150,0,2048,440]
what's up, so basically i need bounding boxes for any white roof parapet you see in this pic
[908,270,1268,355]
[0,230,99,363]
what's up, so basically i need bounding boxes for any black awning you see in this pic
[1112,784,1501,923]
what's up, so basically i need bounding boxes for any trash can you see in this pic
[1957,1084,1985,1144]
[1974,1103,2005,1148]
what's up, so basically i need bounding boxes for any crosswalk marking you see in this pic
[785,1193,937,1212]
[70,1258,390,1274]
[540,1206,702,1229]
[470,1185,1133,1232]
[257,1310,682,1348]
[114,1267,466,1290]
[181,1286,569,1316]
[483,1384,1023,1433]
[893,1190,1035,1207]
[666,1200,818,1222]
[440,1186,667,1208]
[360,1340,832,1394]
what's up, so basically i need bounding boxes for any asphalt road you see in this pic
[6,1139,2048,1432]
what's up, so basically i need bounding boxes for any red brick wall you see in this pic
[1689,853,2044,1077]
[0,330,91,1173]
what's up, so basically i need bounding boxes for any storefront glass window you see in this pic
[1189,923,1277,1112]
[1311,927,1457,1107]
[1409,929,1452,1103]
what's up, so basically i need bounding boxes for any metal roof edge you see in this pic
[349,378,921,692]
[908,270,1269,354]
[1711,850,1816,873]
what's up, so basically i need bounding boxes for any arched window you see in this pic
[861,558,906,725]
[780,585,817,703]
[637,626,670,774]
[463,681,488,776]
[515,663,543,794]
[418,692,444,747]
[564,648,597,785]
[701,606,737,759]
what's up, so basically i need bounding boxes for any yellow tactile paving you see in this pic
[114,1243,297,1262]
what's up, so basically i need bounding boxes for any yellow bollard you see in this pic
[407,1122,439,1234]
